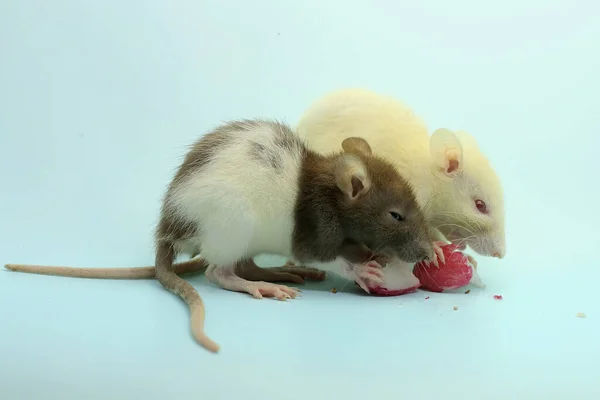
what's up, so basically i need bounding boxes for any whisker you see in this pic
[433,223,477,237]
[420,194,437,214]
[418,261,437,284]
[435,212,483,233]
[338,259,354,292]
[339,278,352,292]
[454,235,477,247]
[435,211,481,230]
[420,191,446,216]
[368,240,389,262]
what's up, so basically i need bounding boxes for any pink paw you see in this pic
[353,261,384,294]
[466,254,478,269]
[359,259,421,296]
[431,241,447,267]
[247,282,300,300]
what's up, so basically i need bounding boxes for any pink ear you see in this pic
[350,175,364,198]
[335,154,371,199]
[429,128,463,177]
[445,149,461,174]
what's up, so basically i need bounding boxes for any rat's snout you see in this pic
[490,236,506,259]
[492,246,505,259]
[467,232,505,260]
[403,238,434,263]
[392,239,432,263]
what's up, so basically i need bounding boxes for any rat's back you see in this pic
[296,88,430,169]
[296,88,433,205]
[167,120,306,265]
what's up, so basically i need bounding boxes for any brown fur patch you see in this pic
[292,142,430,264]
[292,150,345,261]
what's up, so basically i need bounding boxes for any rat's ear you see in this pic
[335,154,371,199]
[429,128,463,177]
[341,137,372,156]
[453,130,479,150]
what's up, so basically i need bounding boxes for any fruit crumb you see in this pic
[576,312,586,318]
[464,290,471,294]
[453,306,458,311]
[493,295,503,300]
[331,288,337,294]
[425,296,430,300]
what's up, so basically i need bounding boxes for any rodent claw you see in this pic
[246,282,299,300]
[430,241,447,267]
[355,279,371,293]
[351,260,386,294]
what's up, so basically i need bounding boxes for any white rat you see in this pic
[6,119,434,353]
[294,88,506,270]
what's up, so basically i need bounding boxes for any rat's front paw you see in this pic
[353,261,384,293]
[429,241,447,267]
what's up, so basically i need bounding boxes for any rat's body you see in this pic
[6,119,433,353]
[295,88,506,265]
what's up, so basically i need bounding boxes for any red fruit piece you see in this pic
[413,244,473,292]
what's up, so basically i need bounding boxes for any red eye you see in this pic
[475,199,488,214]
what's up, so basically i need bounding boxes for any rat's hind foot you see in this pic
[352,261,384,293]
[235,260,325,284]
[245,281,300,300]
[206,264,299,300]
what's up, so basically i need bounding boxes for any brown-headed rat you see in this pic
[5,119,433,353]
[296,88,506,268]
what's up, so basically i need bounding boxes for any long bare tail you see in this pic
[5,253,219,352]
[154,242,219,353]
[4,258,208,279]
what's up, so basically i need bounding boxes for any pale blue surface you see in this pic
[1,1,599,399]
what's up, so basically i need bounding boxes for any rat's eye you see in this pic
[475,199,488,214]
[390,211,405,221]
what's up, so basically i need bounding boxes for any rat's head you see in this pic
[428,128,505,259]
[334,137,433,263]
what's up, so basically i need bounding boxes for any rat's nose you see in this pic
[492,249,505,259]
[492,239,506,259]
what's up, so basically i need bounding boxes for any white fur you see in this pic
[169,123,301,266]
[296,88,506,260]
[167,121,357,279]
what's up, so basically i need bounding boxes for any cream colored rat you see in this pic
[294,88,505,268]
[6,119,434,353]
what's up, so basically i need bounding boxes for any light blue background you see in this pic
[1,1,599,399]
